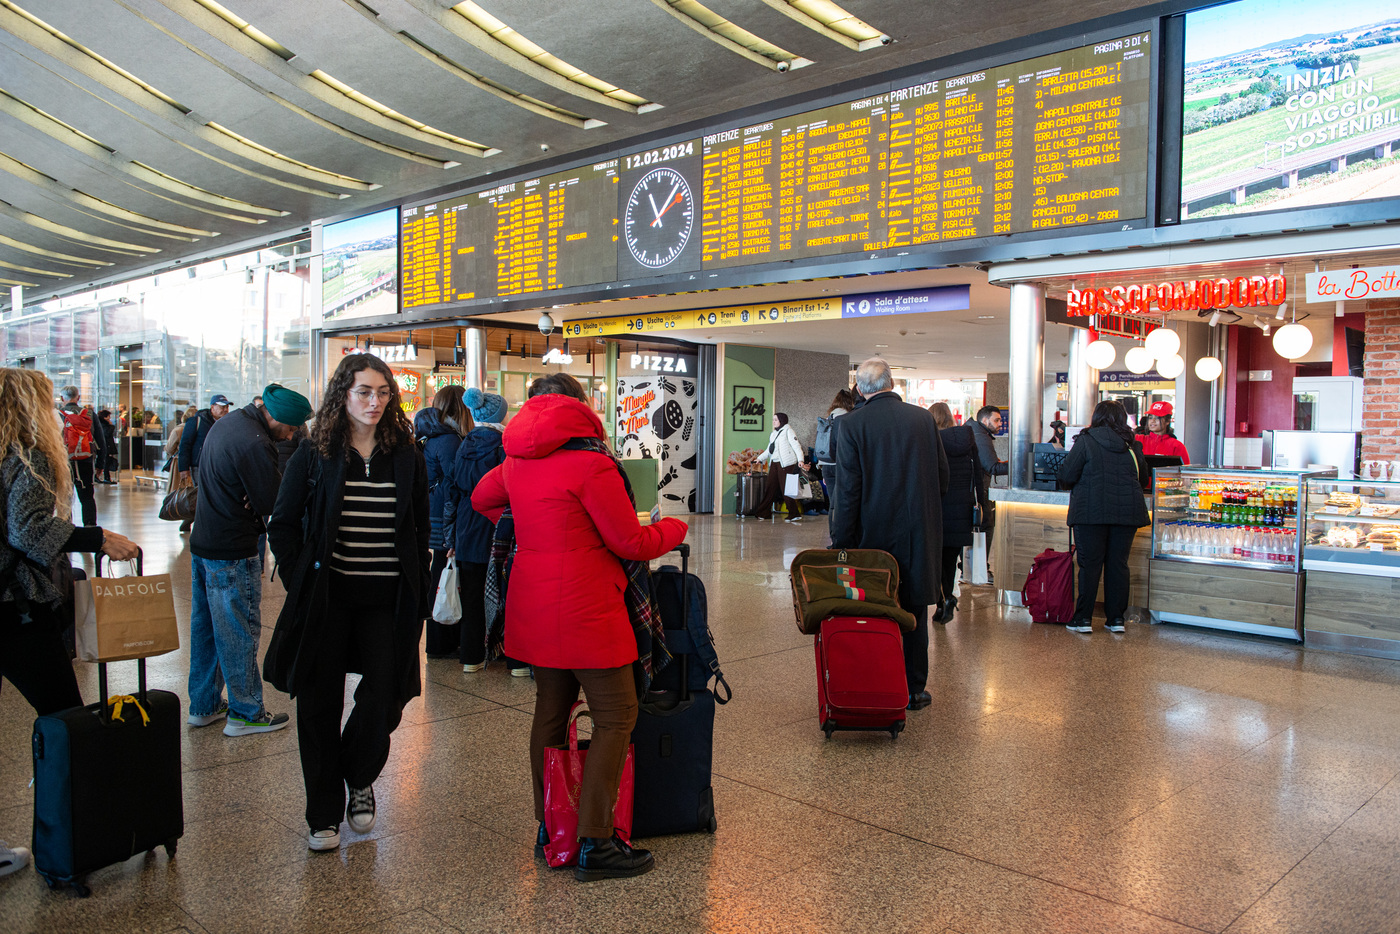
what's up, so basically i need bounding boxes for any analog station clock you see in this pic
[623,167,694,269]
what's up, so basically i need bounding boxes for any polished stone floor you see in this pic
[2,479,1399,933]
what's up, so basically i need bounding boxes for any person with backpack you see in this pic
[815,388,858,537]
[58,386,107,527]
[928,402,976,623]
[1056,399,1150,635]
[414,386,472,658]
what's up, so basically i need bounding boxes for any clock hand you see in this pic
[652,183,684,226]
[647,191,663,225]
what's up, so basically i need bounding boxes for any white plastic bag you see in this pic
[969,532,989,586]
[432,556,462,624]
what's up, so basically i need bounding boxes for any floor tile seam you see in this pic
[419,905,469,933]
[180,746,301,774]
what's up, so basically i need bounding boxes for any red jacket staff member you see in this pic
[1137,401,1190,463]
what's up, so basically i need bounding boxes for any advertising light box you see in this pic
[323,208,399,321]
[1181,0,1400,220]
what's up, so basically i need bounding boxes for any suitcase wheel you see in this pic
[822,720,835,739]
[165,840,178,858]
[73,881,91,898]
[889,723,904,739]
[706,814,718,833]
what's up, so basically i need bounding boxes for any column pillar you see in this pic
[462,327,486,390]
[1008,283,1045,490]
[1067,327,1099,426]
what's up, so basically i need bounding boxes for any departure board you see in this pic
[399,32,1152,311]
[401,159,619,308]
[877,32,1151,246]
[701,97,889,268]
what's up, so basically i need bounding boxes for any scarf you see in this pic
[561,437,671,692]
[483,508,515,660]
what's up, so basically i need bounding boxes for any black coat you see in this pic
[939,424,979,548]
[1057,427,1150,528]
[830,392,950,608]
[264,440,431,706]
[191,404,282,561]
[178,408,217,472]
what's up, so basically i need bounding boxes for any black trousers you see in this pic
[903,605,929,694]
[751,462,801,519]
[296,587,403,830]
[939,547,962,605]
[0,599,83,716]
[423,549,459,656]
[71,458,96,527]
[457,560,488,666]
[1072,524,1139,624]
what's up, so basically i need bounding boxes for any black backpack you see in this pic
[814,415,837,464]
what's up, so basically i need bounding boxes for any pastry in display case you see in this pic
[1303,479,1400,572]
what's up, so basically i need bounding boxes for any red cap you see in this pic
[1148,401,1173,417]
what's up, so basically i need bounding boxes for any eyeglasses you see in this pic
[349,388,394,403]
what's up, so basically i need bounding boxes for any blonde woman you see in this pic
[0,369,139,878]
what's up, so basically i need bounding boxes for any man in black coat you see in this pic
[831,358,950,710]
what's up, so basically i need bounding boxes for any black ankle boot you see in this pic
[574,833,654,882]
[534,821,548,859]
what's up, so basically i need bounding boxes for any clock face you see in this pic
[623,167,694,269]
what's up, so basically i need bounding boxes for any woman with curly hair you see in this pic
[265,354,430,852]
[0,369,139,879]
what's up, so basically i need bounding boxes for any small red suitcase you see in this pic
[815,616,907,739]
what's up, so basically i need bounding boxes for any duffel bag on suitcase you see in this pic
[815,616,907,739]
[790,549,917,635]
[632,544,726,837]
[32,657,183,896]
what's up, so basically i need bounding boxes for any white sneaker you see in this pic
[0,841,30,877]
[347,785,376,834]
[308,827,340,851]
[510,667,532,678]
[188,701,229,727]
[462,662,485,673]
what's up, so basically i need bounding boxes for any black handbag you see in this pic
[158,485,196,522]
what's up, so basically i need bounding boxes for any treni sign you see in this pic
[1067,275,1288,316]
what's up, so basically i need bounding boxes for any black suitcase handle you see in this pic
[94,548,148,719]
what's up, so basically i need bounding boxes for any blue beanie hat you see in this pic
[464,386,507,424]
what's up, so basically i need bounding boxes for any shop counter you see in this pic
[988,488,1151,608]
[1302,478,1400,659]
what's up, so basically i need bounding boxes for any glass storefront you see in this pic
[4,244,314,471]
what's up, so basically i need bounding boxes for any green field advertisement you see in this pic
[1181,0,1400,219]
[322,208,399,321]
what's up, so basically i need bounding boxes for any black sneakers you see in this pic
[347,785,376,833]
[574,834,654,882]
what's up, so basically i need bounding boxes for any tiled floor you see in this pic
[2,482,1399,933]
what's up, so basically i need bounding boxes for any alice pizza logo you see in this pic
[731,386,766,431]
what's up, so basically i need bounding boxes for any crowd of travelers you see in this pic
[0,354,1159,885]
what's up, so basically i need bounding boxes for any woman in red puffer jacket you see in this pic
[472,373,687,882]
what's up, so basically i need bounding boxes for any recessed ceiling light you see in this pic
[973,355,986,359]
[977,315,996,319]
[875,344,888,348]
[927,351,943,355]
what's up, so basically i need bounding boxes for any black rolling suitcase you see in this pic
[631,544,731,837]
[32,552,183,896]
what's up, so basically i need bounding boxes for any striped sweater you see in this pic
[330,450,400,579]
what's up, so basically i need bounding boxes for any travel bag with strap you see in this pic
[789,548,917,635]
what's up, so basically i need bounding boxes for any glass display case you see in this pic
[1303,478,1400,577]
[1150,466,1316,573]
[1149,467,1333,642]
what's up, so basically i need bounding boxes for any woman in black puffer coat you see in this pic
[1056,400,1150,635]
[415,387,472,657]
[930,403,977,622]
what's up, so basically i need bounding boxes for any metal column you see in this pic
[1067,326,1098,427]
[1008,283,1045,490]
[462,327,487,390]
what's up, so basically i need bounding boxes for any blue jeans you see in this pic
[189,555,266,721]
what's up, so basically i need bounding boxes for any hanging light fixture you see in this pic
[1155,353,1185,379]
[1143,325,1180,359]
[1336,300,1346,318]
[1084,324,1115,369]
[1273,323,1313,359]
[1194,356,1223,381]
[1124,345,1155,374]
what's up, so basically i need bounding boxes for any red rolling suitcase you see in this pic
[815,616,906,739]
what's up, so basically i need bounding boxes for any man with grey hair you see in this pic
[58,385,108,526]
[830,357,949,710]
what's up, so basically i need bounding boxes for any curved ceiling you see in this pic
[0,0,1149,305]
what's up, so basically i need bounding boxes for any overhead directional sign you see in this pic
[562,284,969,337]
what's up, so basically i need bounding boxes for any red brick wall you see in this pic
[1363,299,1400,460]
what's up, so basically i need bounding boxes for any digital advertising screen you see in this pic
[322,208,399,321]
[1181,0,1400,219]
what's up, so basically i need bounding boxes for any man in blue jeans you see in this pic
[188,385,312,736]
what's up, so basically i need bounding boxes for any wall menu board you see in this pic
[402,31,1152,311]
[401,159,619,307]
